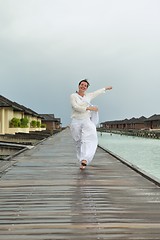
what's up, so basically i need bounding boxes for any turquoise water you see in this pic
[98,132,160,180]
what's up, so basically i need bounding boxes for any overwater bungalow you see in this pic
[130,116,147,130]
[100,114,160,131]
[0,95,44,134]
[0,95,61,135]
[40,114,62,133]
[144,114,160,130]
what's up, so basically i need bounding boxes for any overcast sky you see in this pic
[1,0,160,126]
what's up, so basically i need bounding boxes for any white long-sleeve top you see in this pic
[70,88,106,119]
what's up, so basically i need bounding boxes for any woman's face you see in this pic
[78,81,88,92]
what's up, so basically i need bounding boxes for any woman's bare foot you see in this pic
[80,160,87,170]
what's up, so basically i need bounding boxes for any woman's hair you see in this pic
[78,79,90,88]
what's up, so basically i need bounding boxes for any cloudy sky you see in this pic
[1,0,160,126]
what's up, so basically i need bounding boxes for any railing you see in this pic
[97,128,160,139]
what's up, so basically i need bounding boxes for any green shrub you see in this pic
[20,117,29,128]
[37,121,41,128]
[41,123,46,128]
[10,117,42,129]
[9,117,21,127]
[30,120,37,128]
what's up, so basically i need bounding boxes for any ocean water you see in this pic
[97,132,160,180]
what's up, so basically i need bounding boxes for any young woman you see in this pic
[70,79,112,170]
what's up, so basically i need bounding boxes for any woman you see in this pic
[70,79,112,170]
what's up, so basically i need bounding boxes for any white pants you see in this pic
[70,118,98,165]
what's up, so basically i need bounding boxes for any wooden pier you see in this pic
[0,128,160,239]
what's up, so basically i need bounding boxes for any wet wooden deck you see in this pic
[0,128,160,240]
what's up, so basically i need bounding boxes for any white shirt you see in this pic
[70,88,106,119]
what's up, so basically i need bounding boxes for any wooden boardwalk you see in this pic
[0,128,160,240]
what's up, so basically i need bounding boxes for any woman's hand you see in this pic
[86,106,98,112]
[105,86,112,90]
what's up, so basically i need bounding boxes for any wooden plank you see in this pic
[0,128,160,239]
